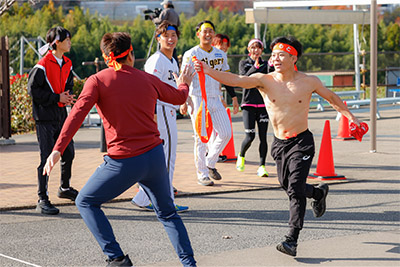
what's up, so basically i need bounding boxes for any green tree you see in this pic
[1,2,398,79]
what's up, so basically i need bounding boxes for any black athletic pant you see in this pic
[240,106,269,166]
[271,130,315,234]
[36,122,75,201]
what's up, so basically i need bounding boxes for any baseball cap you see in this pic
[160,0,172,5]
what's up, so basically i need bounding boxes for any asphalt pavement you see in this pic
[0,107,399,266]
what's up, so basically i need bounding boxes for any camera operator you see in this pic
[152,0,180,27]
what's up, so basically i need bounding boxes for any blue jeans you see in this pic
[75,144,196,266]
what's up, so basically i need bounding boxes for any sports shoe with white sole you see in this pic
[175,204,189,212]
[131,200,153,211]
[236,153,245,171]
[198,177,214,186]
[257,165,269,177]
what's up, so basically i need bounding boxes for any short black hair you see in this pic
[46,26,71,50]
[270,36,303,59]
[195,20,215,32]
[156,21,180,38]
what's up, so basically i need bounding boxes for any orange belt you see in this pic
[192,56,213,143]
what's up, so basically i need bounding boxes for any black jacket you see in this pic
[238,57,272,106]
[28,58,74,122]
[223,85,237,99]
[153,8,180,27]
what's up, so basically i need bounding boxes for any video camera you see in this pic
[143,8,162,21]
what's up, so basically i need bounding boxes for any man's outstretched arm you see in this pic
[194,60,262,89]
[313,76,361,125]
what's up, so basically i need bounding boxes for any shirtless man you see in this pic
[194,36,362,257]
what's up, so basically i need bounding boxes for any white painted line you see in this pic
[0,253,41,267]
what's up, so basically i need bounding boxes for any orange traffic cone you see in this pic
[334,101,355,141]
[220,108,236,161]
[308,120,346,180]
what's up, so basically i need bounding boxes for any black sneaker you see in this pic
[173,186,178,196]
[58,187,79,201]
[36,200,59,215]
[208,167,222,180]
[276,236,297,257]
[217,155,227,162]
[106,254,133,266]
[311,183,329,218]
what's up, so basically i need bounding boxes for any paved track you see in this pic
[0,183,399,266]
[0,108,399,266]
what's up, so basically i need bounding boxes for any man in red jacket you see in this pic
[28,26,78,215]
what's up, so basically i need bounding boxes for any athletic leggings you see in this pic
[75,144,195,266]
[240,106,269,166]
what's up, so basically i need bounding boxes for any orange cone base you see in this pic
[220,148,237,161]
[308,173,346,180]
[221,156,237,161]
[333,136,356,141]
[220,108,236,161]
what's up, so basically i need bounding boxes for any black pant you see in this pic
[36,122,75,201]
[240,106,269,166]
[271,130,315,230]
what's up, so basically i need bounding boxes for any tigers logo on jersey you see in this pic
[168,70,176,82]
[201,57,224,69]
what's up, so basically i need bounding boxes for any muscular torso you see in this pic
[257,72,315,139]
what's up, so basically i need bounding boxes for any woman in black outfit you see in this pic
[236,38,273,177]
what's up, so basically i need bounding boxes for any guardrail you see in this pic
[336,97,400,120]
[311,90,365,111]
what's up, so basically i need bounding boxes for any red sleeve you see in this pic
[152,76,189,105]
[53,75,99,154]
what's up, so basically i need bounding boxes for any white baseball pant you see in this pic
[189,95,231,179]
[133,104,177,206]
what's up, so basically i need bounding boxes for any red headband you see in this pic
[272,43,297,56]
[102,45,133,71]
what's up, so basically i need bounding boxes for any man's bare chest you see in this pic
[264,83,312,106]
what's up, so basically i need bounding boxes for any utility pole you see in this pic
[370,0,377,153]
[82,58,107,153]
[0,36,15,145]
[353,5,361,92]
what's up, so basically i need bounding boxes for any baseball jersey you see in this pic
[181,45,230,98]
[145,51,180,109]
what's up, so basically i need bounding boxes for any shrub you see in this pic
[72,77,86,99]
[9,75,87,134]
[10,74,35,134]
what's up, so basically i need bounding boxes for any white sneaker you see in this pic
[198,177,214,186]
